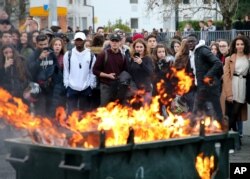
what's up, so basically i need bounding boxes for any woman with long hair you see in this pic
[151,43,174,117]
[152,43,174,94]
[173,40,195,113]
[174,40,190,71]
[0,45,30,98]
[170,40,181,56]
[49,37,66,114]
[128,38,154,106]
[50,37,65,70]
[210,42,221,58]
[19,31,34,60]
[30,30,40,49]
[222,35,250,145]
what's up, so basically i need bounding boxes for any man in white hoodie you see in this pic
[63,32,97,114]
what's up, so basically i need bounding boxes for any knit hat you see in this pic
[132,33,144,42]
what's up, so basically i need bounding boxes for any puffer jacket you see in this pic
[194,44,223,95]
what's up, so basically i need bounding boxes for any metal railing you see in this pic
[66,30,250,46]
[155,30,250,46]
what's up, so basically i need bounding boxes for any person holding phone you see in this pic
[28,34,57,117]
[0,45,30,98]
[128,38,154,106]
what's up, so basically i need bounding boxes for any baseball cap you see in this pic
[74,32,86,40]
[109,33,121,41]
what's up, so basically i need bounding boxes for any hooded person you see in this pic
[187,34,223,122]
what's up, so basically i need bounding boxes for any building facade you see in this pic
[163,0,223,31]
[67,0,94,31]
[1,0,223,32]
[92,0,164,32]
[92,0,222,32]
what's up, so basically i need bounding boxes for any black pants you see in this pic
[66,87,93,115]
[226,101,243,131]
[193,89,223,122]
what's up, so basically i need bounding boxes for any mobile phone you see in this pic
[43,47,53,53]
[43,47,50,51]
[134,52,140,57]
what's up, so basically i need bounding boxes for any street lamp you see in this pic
[48,0,58,27]
[175,3,179,31]
[85,4,95,33]
[174,0,180,31]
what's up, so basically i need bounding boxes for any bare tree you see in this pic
[3,0,28,27]
[145,0,239,30]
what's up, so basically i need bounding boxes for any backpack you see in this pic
[103,49,126,66]
[67,50,95,73]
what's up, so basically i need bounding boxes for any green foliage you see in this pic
[234,0,250,20]
[178,20,224,31]
[104,19,132,33]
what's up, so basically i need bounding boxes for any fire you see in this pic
[195,153,215,179]
[0,67,222,148]
[172,68,193,96]
[0,88,66,146]
[203,76,213,86]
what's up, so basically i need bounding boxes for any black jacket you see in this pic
[194,45,223,95]
[28,49,57,82]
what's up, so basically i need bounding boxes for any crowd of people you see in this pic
[0,11,250,149]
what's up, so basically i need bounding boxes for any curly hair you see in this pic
[230,35,250,55]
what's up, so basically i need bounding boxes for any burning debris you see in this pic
[0,67,224,148]
[0,86,223,149]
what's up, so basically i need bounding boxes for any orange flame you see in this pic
[0,67,222,149]
[172,68,193,96]
[0,88,66,146]
[195,153,215,179]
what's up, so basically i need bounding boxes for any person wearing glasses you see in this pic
[218,39,230,65]
[28,34,57,117]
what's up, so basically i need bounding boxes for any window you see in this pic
[203,0,210,4]
[82,17,87,29]
[163,0,169,4]
[130,0,138,4]
[68,17,73,28]
[131,18,138,29]
[183,0,190,4]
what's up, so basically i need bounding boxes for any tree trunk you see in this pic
[217,0,239,30]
